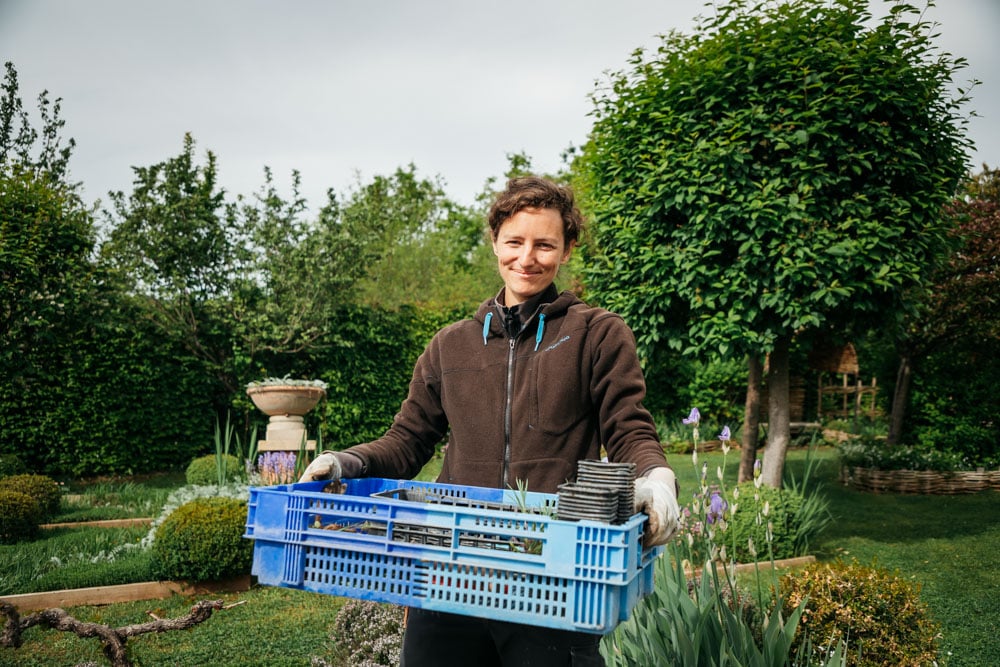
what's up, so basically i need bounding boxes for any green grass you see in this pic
[1,449,995,665]
[805,456,999,667]
[0,586,346,667]
[0,525,152,595]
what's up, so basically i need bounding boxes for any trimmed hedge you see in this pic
[0,295,217,477]
[185,454,243,486]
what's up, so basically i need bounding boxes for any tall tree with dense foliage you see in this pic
[229,167,375,372]
[1,63,212,476]
[581,0,972,486]
[1,62,93,363]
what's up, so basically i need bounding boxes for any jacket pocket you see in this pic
[528,346,589,436]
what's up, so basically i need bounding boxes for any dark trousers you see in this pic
[401,608,605,667]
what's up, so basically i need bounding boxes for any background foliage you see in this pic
[1,4,998,483]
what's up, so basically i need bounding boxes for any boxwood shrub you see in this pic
[0,473,62,520]
[781,560,940,666]
[151,496,252,581]
[0,489,41,543]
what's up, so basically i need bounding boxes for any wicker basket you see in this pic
[841,466,1000,495]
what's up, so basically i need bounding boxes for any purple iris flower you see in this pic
[683,408,701,425]
[718,426,731,442]
[753,459,762,477]
[707,491,728,524]
[258,451,297,484]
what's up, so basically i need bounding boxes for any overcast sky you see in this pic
[2,0,997,213]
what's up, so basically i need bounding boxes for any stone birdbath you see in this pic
[246,378,327,452]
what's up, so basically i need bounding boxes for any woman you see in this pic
[302,176,679,666]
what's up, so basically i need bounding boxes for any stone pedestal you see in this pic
[257,415,318,452]
[246,384,326,453]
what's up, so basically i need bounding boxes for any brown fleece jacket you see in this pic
[343,286,670,494]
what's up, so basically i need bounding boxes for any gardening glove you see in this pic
[634,466,681,548]
[298,451,364,482]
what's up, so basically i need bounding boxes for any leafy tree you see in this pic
[886,165,1000,448]
[581,0,971,486]
[343,164,491,310]
[0,62,75,184]
[0,60,95,404]
[1,64,213,476]
[99,133,237,397]
[229,168,373,371]
[99,139,475,393]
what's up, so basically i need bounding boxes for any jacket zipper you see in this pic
[501,336,515,488]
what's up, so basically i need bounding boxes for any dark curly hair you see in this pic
[487,176,584,244]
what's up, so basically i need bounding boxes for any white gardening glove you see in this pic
[633,467,681,548]
[298,450,365,483]
[298,451,345,482]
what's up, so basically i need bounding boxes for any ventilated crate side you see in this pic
[247,480,645,583]
[245,478,660,634]
[252,538,657,633]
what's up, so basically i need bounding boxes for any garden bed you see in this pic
[840,466,1000,494]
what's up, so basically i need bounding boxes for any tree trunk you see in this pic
[761,336,791,488]
[738,354,764,482]
[886,353,913,447]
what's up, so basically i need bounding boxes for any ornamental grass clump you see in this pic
[780,560,940,667]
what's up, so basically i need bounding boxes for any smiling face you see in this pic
[492,207,574,306]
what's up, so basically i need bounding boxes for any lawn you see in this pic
[0,447,996,666]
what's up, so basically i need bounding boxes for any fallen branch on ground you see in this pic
[1,598,242,667]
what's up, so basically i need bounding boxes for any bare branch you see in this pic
[1,599,226,667]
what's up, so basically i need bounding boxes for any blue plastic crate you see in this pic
[245,478,662,634]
